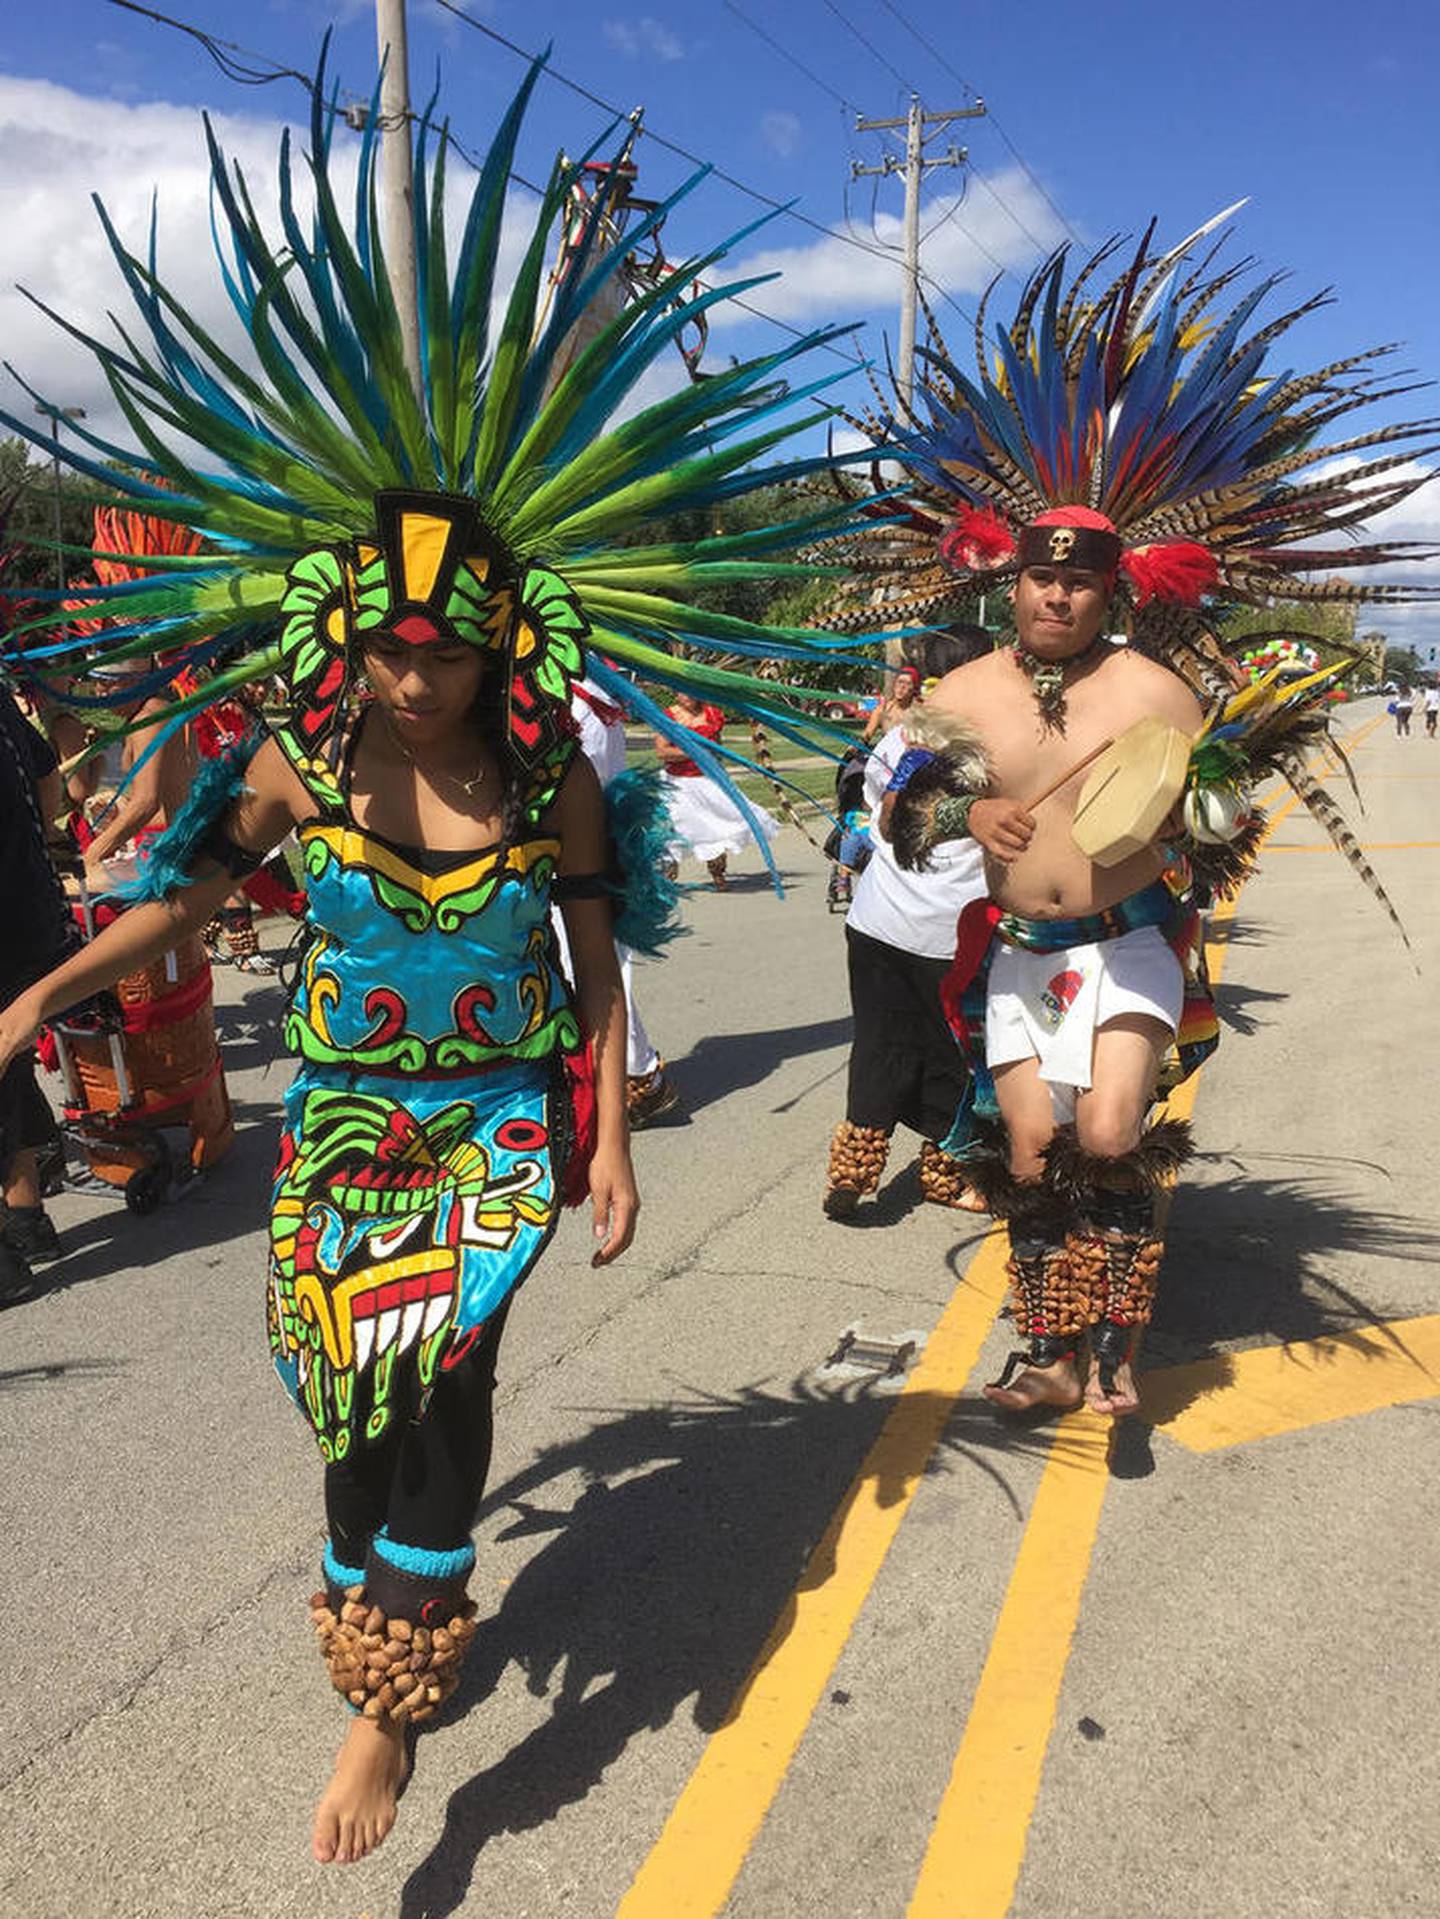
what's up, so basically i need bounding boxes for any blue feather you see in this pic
[115,737,255,903]
[604,768,683,956]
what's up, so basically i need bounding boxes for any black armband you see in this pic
[193,816,266,881]
[551,871,612,903]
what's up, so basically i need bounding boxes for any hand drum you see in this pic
[1070,716,1194,867]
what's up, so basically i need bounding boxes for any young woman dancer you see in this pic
[0,502,637,1860]
[0,58,884,1865]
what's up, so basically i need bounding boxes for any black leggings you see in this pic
[323,1301,512,1570]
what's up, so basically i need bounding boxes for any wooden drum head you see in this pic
[1071,716,1194,867]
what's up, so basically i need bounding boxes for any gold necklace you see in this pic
[383,713,490,803]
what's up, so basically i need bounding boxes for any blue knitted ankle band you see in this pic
[323,1543,368,1591]
[371,1530,476,1583]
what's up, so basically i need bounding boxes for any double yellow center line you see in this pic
[619,709,1387,1918]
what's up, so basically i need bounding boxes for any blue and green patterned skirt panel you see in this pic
[267,1059,567,1462]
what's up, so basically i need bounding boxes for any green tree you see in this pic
[0,436,98,597]
[1381,644,1425,685]
[1216,590,1359,665]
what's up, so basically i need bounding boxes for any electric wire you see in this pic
[721,0,856,116]
[870,0,1082,245]
[818,0,913,94]
[102,0,869,368]
[430,0,976,326]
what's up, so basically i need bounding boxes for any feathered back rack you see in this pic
[818,209,1438,698]
[0,45,886,876]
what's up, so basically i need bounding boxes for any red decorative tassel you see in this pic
[1119,541,1218,607]
[939,507,1017,574]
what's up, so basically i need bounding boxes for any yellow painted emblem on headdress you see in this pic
[399,511,455,604]
[1048,527,1076,563]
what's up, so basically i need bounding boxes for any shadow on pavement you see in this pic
[1155,1162,1439,1361]
[0,1358,122,1390]
[1212,977,1290,1037]
[669,1015,852,1117]
[1114,1162,1440,1475]
[399,1377,1051,1917]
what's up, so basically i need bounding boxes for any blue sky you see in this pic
[2,0,1437,636]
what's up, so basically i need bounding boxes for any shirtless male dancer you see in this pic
[890,508,1202,1417]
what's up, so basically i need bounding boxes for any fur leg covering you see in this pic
[309,1539,480,1726]
[1044,1121,1194,1394]
[824,1120,890,1213]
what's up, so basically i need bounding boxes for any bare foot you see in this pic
[983,1356,1083,1414]
[312,1715,412,1865]
[1084,1357,1141,1419]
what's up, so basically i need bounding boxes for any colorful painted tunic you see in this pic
[266,713,580,1462]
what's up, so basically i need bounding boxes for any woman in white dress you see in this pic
[656,691,777,890]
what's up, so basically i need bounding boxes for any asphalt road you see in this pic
[1,695,1436,1919]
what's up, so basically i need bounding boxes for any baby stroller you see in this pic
[45,872,235,1215]
[823,746,873,913]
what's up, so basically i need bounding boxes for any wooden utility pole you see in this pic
[375,0,423,403]
[852,97,986,416]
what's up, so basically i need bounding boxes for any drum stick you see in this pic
[1023,736,1114,814]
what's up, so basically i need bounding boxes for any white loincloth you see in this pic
[985,926,1183,1120]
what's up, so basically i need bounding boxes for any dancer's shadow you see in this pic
[668,1016,852,1117]
[399,1376,1051,1917]
[213,985,290,1074]
[1119,1160,1440,1476]
[1202,915,1266,950]
[0,1358,121,1390]
[1156,1161,1437,1359]
[1211,978,1289,1037]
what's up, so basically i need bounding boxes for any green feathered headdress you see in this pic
[1,45,889,863]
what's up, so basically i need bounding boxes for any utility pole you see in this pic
[374,0,424,404]
[34,403,86,602]
[853,97,986,416]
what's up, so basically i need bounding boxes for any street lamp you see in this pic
[33,403,86,602]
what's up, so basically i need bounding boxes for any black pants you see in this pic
[324,1301,512,1571]
[844,925,968,1142]
[0,1049,58,1184]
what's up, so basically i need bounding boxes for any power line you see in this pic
[721,0,856,116]
[430,0,971,321]
[869,0,1081,245]
[747,0,1037,296]
[105,0,527,184]
[819,0,914,94]
[961,164,1053,255]
[105,0,869,372]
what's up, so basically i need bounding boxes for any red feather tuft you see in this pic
[1119,540,1219,607]
[939,506,1017,574]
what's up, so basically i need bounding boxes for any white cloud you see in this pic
[760,110,801,160]
[602,16,685,61]
[1312,455,1440,651]
[0,78,295,456]
[0,76,539,465]
[713,165,1066,328]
